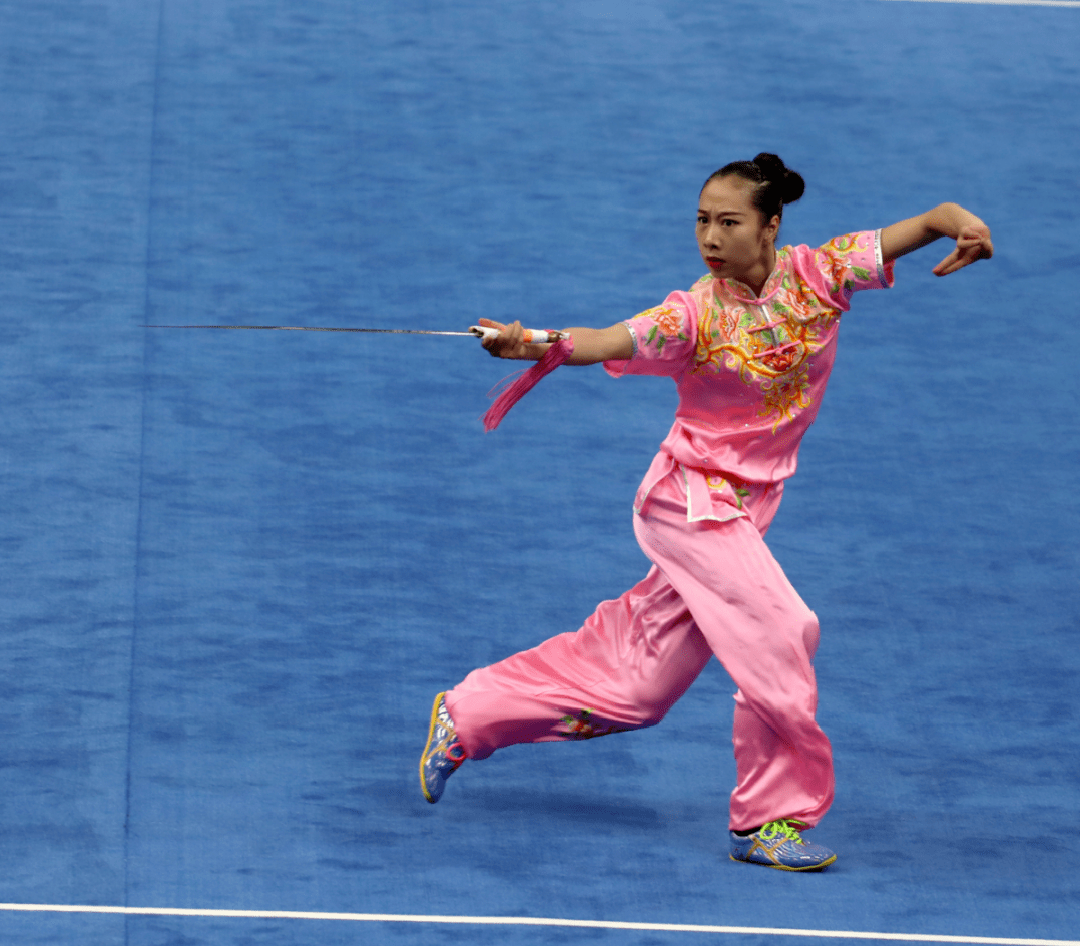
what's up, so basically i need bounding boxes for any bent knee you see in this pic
[615,682,683,729]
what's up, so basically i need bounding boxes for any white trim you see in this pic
[873,228,888,286]
[681,464,746,524]
[877,0,1080,8]
[0,903,1077,945]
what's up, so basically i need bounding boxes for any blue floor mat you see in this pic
[0,1,1078,943]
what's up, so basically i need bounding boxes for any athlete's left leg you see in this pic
[443,564,713,761]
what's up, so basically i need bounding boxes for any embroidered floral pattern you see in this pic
[638,303,688,353]
[815,232,875,301]
[561,708,628,740]
[692,248,842,432]
[618,232,887,446]
[704,473,752,509]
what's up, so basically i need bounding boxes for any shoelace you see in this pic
[436,739,466,772]
[758,819,807,845]
[431,699,467,771]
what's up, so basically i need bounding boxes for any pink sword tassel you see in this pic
[481,333,575,432]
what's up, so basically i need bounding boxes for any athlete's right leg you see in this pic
[631,473,834,834]
[438,565,712,761]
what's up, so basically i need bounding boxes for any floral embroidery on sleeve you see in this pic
[637,302,689,353]
[609,292,698,376]
[813,231,889,308]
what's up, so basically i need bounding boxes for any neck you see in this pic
[734,245,777,298]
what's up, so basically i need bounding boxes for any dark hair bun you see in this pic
[752,153,804,205]
[703,154,805,226]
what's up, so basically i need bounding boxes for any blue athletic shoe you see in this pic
[729,819,837,871]
[420,692,467,804]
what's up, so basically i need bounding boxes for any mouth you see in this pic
[705,257,725,270]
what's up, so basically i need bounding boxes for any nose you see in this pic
[701,222,722,249]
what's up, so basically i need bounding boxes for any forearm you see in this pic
[483,320,633,364]
[881,202,987,261]
[561,324,634,365]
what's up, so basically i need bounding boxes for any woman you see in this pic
[419,154,993,871]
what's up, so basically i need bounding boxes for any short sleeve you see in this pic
[793,229,895,313]
[603,290,698,378]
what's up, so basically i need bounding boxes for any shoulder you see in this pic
[629,288,699,340]
[790,231,893,308]
[614,287,701,371]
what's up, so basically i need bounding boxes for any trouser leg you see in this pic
[632,475,834,830]
[445,565,713,760]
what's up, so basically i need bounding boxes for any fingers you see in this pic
[481,320,528,358]
[957,229,994,259]
[476,317,505,349]
[933,228,994,277]
[961,226,994,262]
[934,247,976,276]
[933,247,964,276]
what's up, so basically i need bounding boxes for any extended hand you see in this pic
[933,224,994,277]
[476,317,541,360]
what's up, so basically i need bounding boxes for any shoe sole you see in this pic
[420,691,447,804]
[729,853,837,872]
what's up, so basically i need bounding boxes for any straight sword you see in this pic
[141,325,569,343]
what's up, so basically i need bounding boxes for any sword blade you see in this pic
[142,325,478,336]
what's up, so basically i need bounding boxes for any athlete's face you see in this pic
[696,176,780,295]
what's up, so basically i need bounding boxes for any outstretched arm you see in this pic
[880,202,993,276]
[477,317,634,364]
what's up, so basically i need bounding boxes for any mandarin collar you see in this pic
[712,246,790,305]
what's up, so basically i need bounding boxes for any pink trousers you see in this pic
[444,465,834,830]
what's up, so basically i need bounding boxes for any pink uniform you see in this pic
[445,230,894,830]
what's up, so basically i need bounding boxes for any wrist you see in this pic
[932,202,982,238]
[510,343,549,361]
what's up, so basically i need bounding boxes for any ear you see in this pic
[764,214,781,241]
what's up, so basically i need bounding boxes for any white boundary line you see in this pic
[0,904,1077,946]
[878,0,1080,7]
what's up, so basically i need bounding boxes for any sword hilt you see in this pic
[468,325,569,344]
